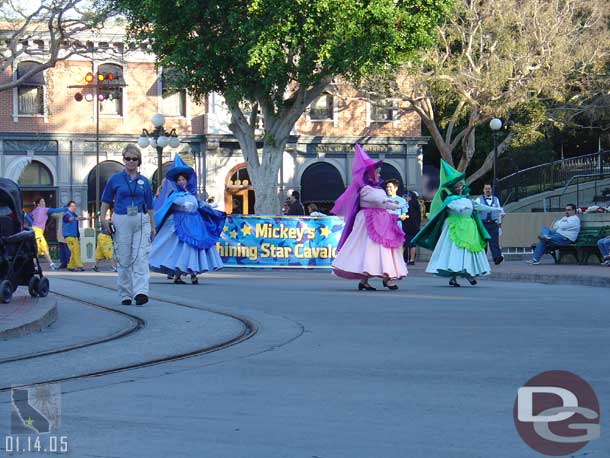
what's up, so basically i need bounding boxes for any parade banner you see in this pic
[217,215,345,268]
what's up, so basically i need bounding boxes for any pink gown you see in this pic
[332,186,408,280]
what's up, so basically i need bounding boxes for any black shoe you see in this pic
[174,277,186,284]
[134,294,148,306]
[121,299,132,305]
[407,261,415,266]
[167,273,174,280]
[382,278,399,290]
[449,278,460,287]
[494,255,504,265]
[466,275,477,286]
[358,282,376,291]
[191,275,198,284]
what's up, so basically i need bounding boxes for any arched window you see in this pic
[300,162,344,213]
[98,63,123,116]
[150,162,173,193]
[87,161,124,213]
[225,164,255,214]
[16,61,44,115]
[19,161,52,186]
[228,166,251,186]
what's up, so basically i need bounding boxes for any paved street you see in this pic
[0,269,608,458]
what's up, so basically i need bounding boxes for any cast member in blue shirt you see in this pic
[100,144,155,306]
[63,200,87,271]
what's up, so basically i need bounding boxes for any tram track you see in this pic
[0,276,258,392]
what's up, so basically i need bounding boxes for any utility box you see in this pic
[80,227,96,263]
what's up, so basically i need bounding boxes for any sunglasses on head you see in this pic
[124,157,139,162]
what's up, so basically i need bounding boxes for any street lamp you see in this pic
[489,117,502,195]
[137,113,182,189]
[69,70,126,221]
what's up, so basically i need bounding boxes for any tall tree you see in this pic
[0,0,114,92]
[114,0,451,214]
[369,0,610,185]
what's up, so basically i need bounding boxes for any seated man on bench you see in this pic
[598,235,610,266]
[527,203,581,265]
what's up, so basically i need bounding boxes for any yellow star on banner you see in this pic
[241,225,252,236]
[229,230,238,238]
[223,225,229,233]
[25,418,34,427]
[319,226,330,238]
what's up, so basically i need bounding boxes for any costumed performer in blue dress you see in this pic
[150,154,226,284]
[411,160,502,287]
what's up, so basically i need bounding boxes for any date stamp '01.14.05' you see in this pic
[5,383,69,454]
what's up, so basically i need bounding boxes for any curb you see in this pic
[487,271,610,288]
[0,301,58,340]
[406,269,610,288]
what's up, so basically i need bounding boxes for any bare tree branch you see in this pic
[0,0,115,92]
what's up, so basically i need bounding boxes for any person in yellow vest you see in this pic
[62,200,87,272]
[93,224,117,272]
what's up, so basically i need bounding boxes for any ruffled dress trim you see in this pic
[362,208,404,248]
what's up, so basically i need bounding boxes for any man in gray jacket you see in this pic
[527,203,581,265]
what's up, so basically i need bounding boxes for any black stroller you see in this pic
[0,178,49,303]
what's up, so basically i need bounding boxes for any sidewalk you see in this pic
[406,258,610,288]
[0,289,57,340]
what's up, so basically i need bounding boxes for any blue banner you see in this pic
[217,215,345,268]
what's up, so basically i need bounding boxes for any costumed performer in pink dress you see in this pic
[331,144,407,291]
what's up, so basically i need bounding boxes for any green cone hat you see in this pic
[429,160,466,216]
[439,159,464,188]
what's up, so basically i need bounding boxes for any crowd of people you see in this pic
[22,143,610,305]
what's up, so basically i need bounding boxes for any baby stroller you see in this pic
[0,178,49,303]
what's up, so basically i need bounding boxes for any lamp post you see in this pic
[489,118,502,195]
[69,70,126,221]
[137,113,181,189]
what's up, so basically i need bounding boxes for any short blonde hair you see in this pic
[122,144,142,165]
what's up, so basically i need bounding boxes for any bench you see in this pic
[533,225,610,264]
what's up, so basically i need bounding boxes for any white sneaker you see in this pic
[50,263,59,270]
[525,259,540,265]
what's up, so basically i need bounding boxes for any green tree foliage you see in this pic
[114,0,452,213]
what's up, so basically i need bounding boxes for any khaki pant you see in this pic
[65,237,82,269]
[113,213,151,301]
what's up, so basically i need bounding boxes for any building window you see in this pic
[18,161,53,186]
[308,95,334,121]
[98,63,123,116]
[160,69,186,117]
[16,61,44,115]
[370,99,395,122]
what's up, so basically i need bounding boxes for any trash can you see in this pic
[80,227,96,263]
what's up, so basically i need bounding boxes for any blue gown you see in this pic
[149,193,224,275]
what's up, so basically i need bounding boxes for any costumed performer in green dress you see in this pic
[411,160,502,287]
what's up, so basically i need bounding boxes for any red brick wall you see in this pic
[295,85,421,137]
[1,60,417,138]
[0,60,206,136]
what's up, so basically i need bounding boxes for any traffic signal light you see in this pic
[71,71,123,102]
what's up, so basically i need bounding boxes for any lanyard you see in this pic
[123,173,139,203]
